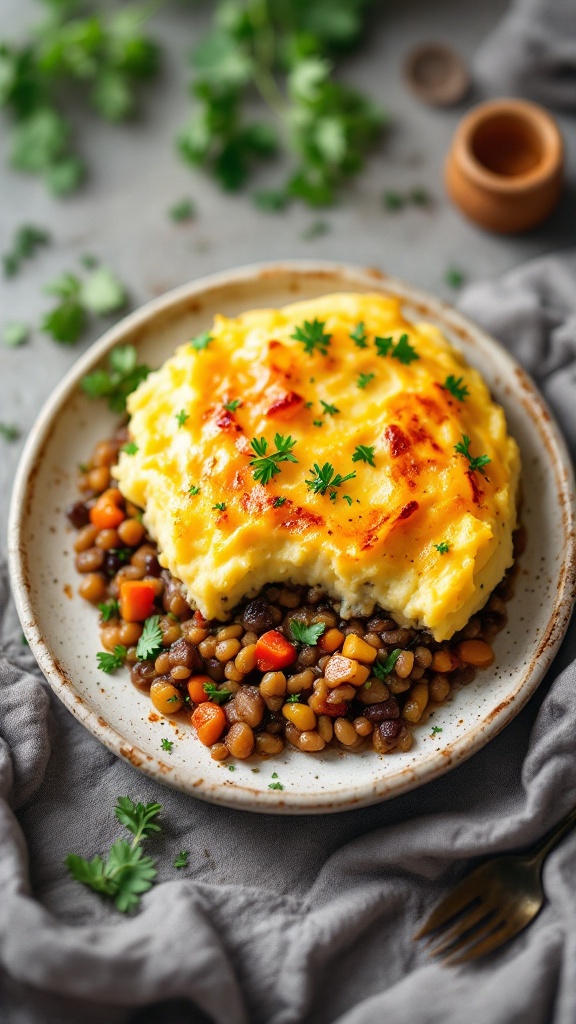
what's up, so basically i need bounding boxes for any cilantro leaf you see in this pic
[249,433,298,485]
[136,615,163,661]
[97,645,127,673]
[290,621,326,645]
[443,376,469,402]
[291,319,331,356]
[352,444,375,466]
[373,648,402,680]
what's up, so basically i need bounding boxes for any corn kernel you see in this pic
[342,634,377,664]
[282,702,317,731]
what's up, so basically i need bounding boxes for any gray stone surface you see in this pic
[3,0,576,538]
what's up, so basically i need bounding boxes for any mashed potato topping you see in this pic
[115,293,520,640]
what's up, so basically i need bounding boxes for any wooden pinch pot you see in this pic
[445,98,564,233]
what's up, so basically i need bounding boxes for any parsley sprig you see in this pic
[443,376,469,401]
[434,541,450,554]
[81,344,151,413]
[352,445,375,467]
[375,333,419,364]
[454,435,491,474]
[249,433,298,485]
[291,319,331,356]
[97,645,127,674]
[306,462,355,498]
[136,615,163,662]
[203,683,232,704]
[66,797,161,913]
[290,621,326,645]
[98,599,120,622]
[372,648,402,680]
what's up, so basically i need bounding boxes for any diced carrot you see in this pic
[119,579,157,622]
[89,502,126,530]
[254,630,297,672]
[187,675,214,704]
[191,703,226,746]
[192,609,207,627]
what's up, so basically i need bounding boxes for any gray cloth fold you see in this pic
[474,0,576,108]
[1,250,576,1024]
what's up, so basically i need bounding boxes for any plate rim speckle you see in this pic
[8,260,576,813]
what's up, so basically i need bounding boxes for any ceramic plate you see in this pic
[8,262,576,813]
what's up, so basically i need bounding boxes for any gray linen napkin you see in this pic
[1,251,576,1024]
[474,0,576,108]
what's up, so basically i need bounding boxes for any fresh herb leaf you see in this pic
[382,190,405,211]
[136,615,163,661]
[2,225,50,277]
[313,420,323,427]
[271,772,279,778]
[343,494,353,506]
[249,433,298,485]
[212,502,226,511]
[391,334,418,365]
[97,645,127,673]
[189,485,200,496]
[285,693,301,703]
[122,441,138,455]
[253,188,289,212]
[175,410,189,427]
[374,336,393,358]
[430,725,443,735]
[268,781,284,790]
[320,400,339,416]
[357,372,375,390]
[445,266,465,289]
[81,344,151,413]
[443,375,469,402]
[301,220,330,240]
[174,850,189,868]
[434,541,450,554]
[3,322,29,347]
[42,273,85,344]
[352,444,375,467]
[373,648,402,680]
[454,435,491,474]
[0,422,20,441]
[169,199,195,222]
[203,682,232,704]
[291,319,331,356]
[290,621,326,645]
[273,496,287,507]
[81,266,126,316]
[223,399,241,412]
[66,840,157,914]
[410,187,432,206]
[350,321,368,348]
[160,738,173,754]
[228,764,236,771]
[190,330,213,351]
[306,462,355,496]
[98,599,120,622]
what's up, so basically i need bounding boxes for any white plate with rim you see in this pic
[8,261,576,813]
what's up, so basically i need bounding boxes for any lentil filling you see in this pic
[68,428,520,762]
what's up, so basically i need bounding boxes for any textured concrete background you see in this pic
[2,0,576,538]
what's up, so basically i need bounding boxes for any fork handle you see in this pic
[529,805,576,866]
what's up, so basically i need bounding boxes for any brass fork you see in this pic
[414,805,576,965]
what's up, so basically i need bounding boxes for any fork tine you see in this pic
[414,863,492,939]
[446,905,536,966]
[428,904,496,959]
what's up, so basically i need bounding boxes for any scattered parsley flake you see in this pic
[313,419,323,427]
[269,781,284,790]
[375,336,393,358]
[445,267,466,289]
[189,485,200,496]
[343,494,353,506]
[352,444,375,467]
[249,433,298,485]
[174,850,189,868]
[0,423,20,441]
[169,199,195,222]
[290,621,326,645]
[213,502,226,512]
[3,322,29,347]
[320,400,339,416]
[175,410,189,427]
[253,188,289,212]
[382,190,405,211]
[136,616,163,661]
[301,220,330,240]
[434,541,450,554]
[223,399,241,412]
[271,772,279,779]
[81,344,151,413]
[122,441,138,455]
[203,683,232,704]
[190,330,213,351]
[273,496,287,508]
[161,738,174,754]
[373,648,402,680]
[391,334,419,365]
[81,266,126,316]
[306,462,355,496]
[443,375,469,402]
[286,694,301,703]
[357,372,375,389]
[3,225,50,278]
[431,726,443,735]
[291,319,331,356]
[97,646,127,673]
[98,599,120,622]
[454,435,491,474]
[350,321,368,348]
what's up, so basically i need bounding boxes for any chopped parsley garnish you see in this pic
[301,220,330,240]
[213,502,227,512]
[372,648,402,680]
[454,435,491,474]
[81,344,151,413]
[174,850,190,868]
[271,772,279,778]
[189,485,200,496]
[391,334,419,364]
[273,496,287,508]
[253,188,289,212]
[227,764,236,771]
[42,272,86,344]
[203,683,232,704]
[434,541,450,554]
[313,420,323,427]
[291,318,331,356]
[320,400,340,416]
[375,336,393,358]
[176,410,189,427]
[97,646,127,673]
[290,621,326,645]
[443,375,469,402]
[352,444,375,467]
[285,693,301,703]
[223,399,241,412]
[343,494,353,506]
[445,266,466,289]
[430,725,443,735]
[350,321,368,348]
[109,548,132,565]
[3,322,29,347]
[160,738,174,754]
[269,781,284,790]
[190,330,213,351]
[382,190,404,211]
[136,615,163,661]
[66,797,161,914]
[0,423,20,441]
[169,199,195,222]
[122,441,138,455]
[249,433,298,485]
[306,462,356,497]
[357,373,375,390]
[3,225,50,278]
[98,599,120,622]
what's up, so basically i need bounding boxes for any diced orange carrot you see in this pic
[119,579,157,622]
[89,502,126,530]
[191,703,226,746]
[187,675,214,704]
[254,630,297,672]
